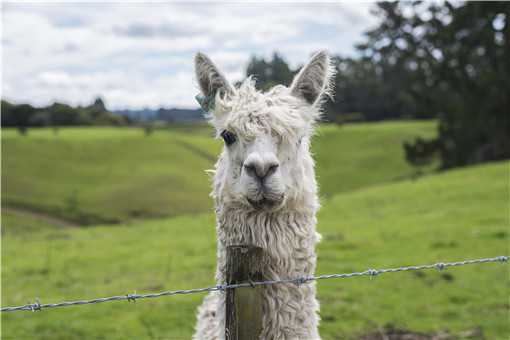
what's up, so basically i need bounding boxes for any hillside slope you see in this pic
[1,121,436,224]
[2,161,508,339]
[317,160,509,339]
[2,127,219,224]
[314,121,437,197]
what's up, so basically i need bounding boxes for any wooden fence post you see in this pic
[225,245,264,340]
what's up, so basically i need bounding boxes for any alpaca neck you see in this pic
[217,207,315,243]
[215,207,319,281]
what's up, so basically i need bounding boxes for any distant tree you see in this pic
[86,97,107,120]
[29,111,52,127]
[92,97,106,111]
[246,53,295,90]
[144,123,154,136]
[12,104,37,134]
[394,1,510,168]
[18,126,28,135]
[351,2,443,120]
[47,103,80,126]
[1,100,15,126]
[1,98,130,128]
[2,100,36,134]
[341,1,509,168]
[403,137,440,168]
[327,56,389,122]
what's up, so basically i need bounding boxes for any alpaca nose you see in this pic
[243,156,279,181]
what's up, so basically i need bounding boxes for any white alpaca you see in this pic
[193,51,334,340]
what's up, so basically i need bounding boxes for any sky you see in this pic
[2,2,378,110]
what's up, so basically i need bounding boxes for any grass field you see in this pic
[1,121,436,224]
[2,121,508,339]
[1,127,219,224]
[2,161,508,339]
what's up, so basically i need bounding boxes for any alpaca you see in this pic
[193,51,334,340]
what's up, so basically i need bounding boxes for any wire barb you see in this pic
[126,292,137,303]
[1,255,507,313]
[29,299,42,312]
[293,277,308,286]
[435,262,446,270]
[367,269,379,277]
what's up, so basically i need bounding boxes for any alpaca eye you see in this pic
[220,130,237,146]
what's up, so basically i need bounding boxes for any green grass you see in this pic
[1,121,436,224]
[1,209,73,236]
[2,127,219,224]
[314,121,437,198]
[2,160,508,339]
[317,160,509,339]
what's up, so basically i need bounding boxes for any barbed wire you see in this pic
[2,255,508,313]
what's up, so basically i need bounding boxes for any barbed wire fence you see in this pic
[2,255,508,313]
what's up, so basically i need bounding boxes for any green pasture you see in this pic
[1,121,436,224]
[2,127,218,224]
[2,159,509,339]
[313,121,437,197]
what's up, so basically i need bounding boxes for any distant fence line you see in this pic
[1,255,507,313]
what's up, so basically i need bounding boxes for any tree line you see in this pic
[247,2,509,169]
[1,97,129,133]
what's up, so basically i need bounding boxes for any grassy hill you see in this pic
[2,160,508,339]
[1,121,436,224]
[314,121,438,197]
[2,127,219,224]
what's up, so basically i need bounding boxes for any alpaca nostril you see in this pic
[244,162,279,180]
[243,163,258,177]
[266,163,279,177]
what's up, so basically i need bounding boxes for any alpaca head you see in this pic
[195,51,334,212]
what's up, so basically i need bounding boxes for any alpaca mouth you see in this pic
[247,195,284,210]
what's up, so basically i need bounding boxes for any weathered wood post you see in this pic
[225,245,264,340]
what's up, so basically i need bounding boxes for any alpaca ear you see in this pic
[290,51,333,105]
[194,52,233,101]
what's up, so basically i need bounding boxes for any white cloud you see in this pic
[2,2,377,109]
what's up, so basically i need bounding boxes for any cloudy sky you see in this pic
[2,2,378,110]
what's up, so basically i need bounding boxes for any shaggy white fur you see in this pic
[193,51,334,340]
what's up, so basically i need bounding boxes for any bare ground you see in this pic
[2,205,80,228]
[359,325,484,340]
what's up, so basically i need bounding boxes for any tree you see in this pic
[246,53,295,90]
[326,56,388,122]
[86,97,107,120]
[353,2,443,120]
[47,103,80,126]
[1,100,16,126]
[398,2,510,168]
[12,103,37,134]
[348,1,509,168]
[0,97,128,128]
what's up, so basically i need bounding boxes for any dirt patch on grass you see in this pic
[3,202,121,226]
[174,139,216,162]
[2,206,80,227]
[359,325,483,340]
